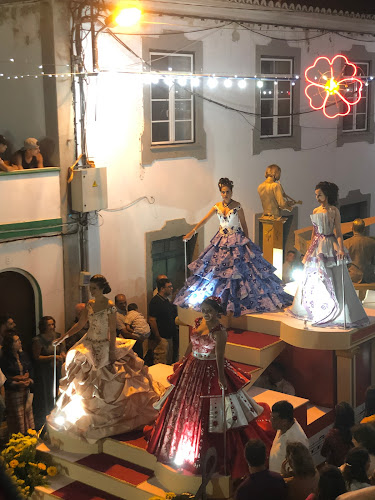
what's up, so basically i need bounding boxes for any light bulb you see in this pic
[238,79,246,89]
[257,80,264,88]
[224,79,232,88]
[207,77,218,88]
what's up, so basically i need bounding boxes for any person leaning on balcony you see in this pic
[12,137,44,169]
[0,135,21,172]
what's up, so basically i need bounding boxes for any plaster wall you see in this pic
[82,18,375,312]
[0,170,60,224]
[0,236,65,331]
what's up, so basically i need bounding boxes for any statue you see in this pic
[257,164,301,219]
[345,218,375,283]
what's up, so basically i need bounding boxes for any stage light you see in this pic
[115,7,142,27]
[54,415,65,426]
[292,268,303,282]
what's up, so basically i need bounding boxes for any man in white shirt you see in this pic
[269,400,309,473]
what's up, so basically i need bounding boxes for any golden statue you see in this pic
[257,164,301,219]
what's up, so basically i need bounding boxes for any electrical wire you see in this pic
[102,196,156,212]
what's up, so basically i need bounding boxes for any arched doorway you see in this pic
[0,270,39,354]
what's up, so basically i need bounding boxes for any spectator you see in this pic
[282,442,319,500]
[352,424,375,477]
[321,402,355,466]
[65,303,89,350]
[361,387,375,426]
[13,137,43,169]
[342,448,371,491]
[269,400,309,473]
[148,278,178,365]
[306,465,347,500]
[0,331,34,434]
[153,274,168,297]
[125,303,151,358]
[0,314,16,344]
[255,361,296,396]
[235,439,287,500]
[0,135,19,173]
[32,316,65,429]
[346,219,375,284]
[115,294,144,359]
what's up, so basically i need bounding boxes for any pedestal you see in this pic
[259,217,287,278]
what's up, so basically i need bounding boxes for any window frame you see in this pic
[150,51,195,146]
[260,57,293,139]
[342,61,369,134]
[254,41,301,155]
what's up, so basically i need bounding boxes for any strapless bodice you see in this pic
[215,205,242,235]
[310,211,335,236]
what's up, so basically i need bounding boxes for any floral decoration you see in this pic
[305,54,363,118]
[0,429,58,497]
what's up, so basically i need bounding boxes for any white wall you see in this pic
[82,16,375,312]
[0,170,60,224]
[0,236,65,331]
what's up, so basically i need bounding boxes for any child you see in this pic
[126,303,151,340]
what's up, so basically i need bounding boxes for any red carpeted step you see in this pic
[227,329,280,349]
[53,480,124,500]
[230,360,260,377]
[76,453,154,485]
[111,429,148,450]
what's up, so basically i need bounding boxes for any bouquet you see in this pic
[0,429,58,498]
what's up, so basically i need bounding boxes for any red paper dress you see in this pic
[146,318,273,478]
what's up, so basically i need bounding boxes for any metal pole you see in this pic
[222,386,227,476]
[342,262,347,329]
[184,239,188,282]
[53,344,57,406]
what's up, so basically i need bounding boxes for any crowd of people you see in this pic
[0,135,44,172]
[235,393,375,500]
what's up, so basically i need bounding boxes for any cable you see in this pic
[102,196,156,212]
[236,22,330,42]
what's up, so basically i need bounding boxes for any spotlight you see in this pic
[115,7,142,27]
[55,415,65,426]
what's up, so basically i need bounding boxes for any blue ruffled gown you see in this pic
[174,205,292,317]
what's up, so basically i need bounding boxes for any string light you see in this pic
[224,78,232,88]
[207,77,218,88]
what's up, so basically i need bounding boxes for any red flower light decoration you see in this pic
[305,55,363,119]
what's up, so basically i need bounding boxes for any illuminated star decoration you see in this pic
[305,55,363,119]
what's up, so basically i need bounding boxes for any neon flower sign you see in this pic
[305,55,363,119]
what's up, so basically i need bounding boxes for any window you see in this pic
[260,58,293,138]
[150,52,194,145]
[342,62,369,133]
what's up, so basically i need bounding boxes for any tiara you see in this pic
[207,296,221,305]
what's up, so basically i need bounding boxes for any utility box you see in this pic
[71,168,108,212]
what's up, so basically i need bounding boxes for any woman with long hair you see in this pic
[321,402,355,466]
[48,275,163,442]
[281,442,319,500]
[289,181,368,327]
[342,448,371,491]
[146,296,273,478]
[32,316,66,429]
[351,424,375,478]
[0,331,34,434]
[305,465,347,500]
[175,177,292,317]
